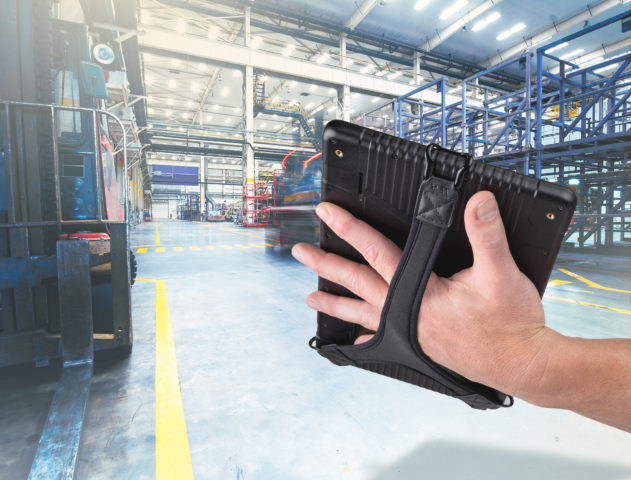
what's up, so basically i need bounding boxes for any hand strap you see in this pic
[314,145,513,410]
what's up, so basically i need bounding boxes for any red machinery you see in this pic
[242,183,272,227]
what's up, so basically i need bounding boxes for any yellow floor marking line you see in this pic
[131,244,157,248]
[264,243,275,247]
[544,294,631,316]
[173,247,183,252]
[133,278,155,282]
[221,245,232,249]
[136,247,148,254]
[155,223,161,246]
[235,244,249,249]
[549,279,572,286]
[155,279,195,480]
[557,268,631,294]
[189,246,200,251]
[205,245,216,250]
[249,243,262,248]
[156,247,166,253]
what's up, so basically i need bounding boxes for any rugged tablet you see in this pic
[312,120,576,410]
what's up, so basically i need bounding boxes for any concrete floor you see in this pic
[1,219,630,479]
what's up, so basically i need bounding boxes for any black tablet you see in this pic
[316,120,576,349]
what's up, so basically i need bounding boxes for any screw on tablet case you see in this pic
[310,144,513,410]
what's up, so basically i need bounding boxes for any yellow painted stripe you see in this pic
[221,245,232,249]
[557,268,631,294]
[549,279,571,286]
[205,245,216,250]
[134,278,156,283]
[155,280,194,480]
[544,294,631,316]
[137,247,148,253]
[235,244,248,249]
[156,247,166,253]
[264,243,275,247]
[173,247,183,252]
[249,243,262,248]
[189,246,200,251]
[155,223,161,246]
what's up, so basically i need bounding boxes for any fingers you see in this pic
[354,334,374,345]
[315,202,402,283]
[463,191,519,283]
[307,291,381,331]
[292,243,389,306]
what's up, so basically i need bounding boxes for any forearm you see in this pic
[520,332,631,432]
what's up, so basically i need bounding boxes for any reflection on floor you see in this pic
[1,220,630,479]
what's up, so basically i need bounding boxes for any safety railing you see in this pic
[0,101,128,231]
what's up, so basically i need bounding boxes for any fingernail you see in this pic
[292,246,304,263]
[306,297,318,309]
[316,204,331,223]
[477,195,498,222]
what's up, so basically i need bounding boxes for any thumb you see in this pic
[464,191,519,281]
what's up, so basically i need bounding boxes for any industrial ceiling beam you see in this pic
[487,0,627,67]
[138,28,466,104]
[420,0,503,52]
[344,0,380,31]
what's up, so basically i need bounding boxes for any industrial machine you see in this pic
[0,0,136,477]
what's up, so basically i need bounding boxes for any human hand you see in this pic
[291,191,556,400]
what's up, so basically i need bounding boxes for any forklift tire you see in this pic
[130,249,137,285]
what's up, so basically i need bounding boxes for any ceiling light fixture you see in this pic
[414,0,433,11]
[371,97,380,103]
[471,11,501,32]
[545,42,568,53]
[375,69,387,77]
[360,64,376,74]
[560,48,584,60]
[440,0,468,20]
[283,44,295,56]
[496,22,526,41]
[316,52,330,64]
[250,36,262,49]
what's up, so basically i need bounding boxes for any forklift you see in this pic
[0,0,135,477]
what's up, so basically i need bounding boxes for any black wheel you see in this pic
[130,249,137,285]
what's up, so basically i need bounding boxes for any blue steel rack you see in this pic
[364,12,630,249]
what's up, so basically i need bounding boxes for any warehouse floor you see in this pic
[1,220,630,479]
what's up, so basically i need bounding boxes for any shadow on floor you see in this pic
[369,439,629,480]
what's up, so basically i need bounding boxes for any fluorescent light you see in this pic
[260,122,267,128]
[560,48,584,60]
[388,70,402,80]
[328,88,336,95]
[206,115,212,122]
[250,36,262,49]
[221,87,230,96]
[471,11,501,32]
[316,52,330,64]
[360,64,375,74]
[449,87,461,94]
[546,42,568,53]
[147,107,155,114]
[346,58,354,67]
[414,0,432,10]
[233,107,240,113]
[186,101,193,108]
[595,63,619,74]
[375,69,387,77]
[168,79,176,89]
[283,44,295,56]
[181,112,188,119]
[440,0,468,20]
[496,22,525,41]
[289,80,297,87]
[371,97,380,103]
[568,179,579,185]
[224,117,231,124]
[166,98,173,106]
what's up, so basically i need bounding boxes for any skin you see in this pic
[292,191,631,432]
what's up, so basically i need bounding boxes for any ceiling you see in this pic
[139,0,630,151]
